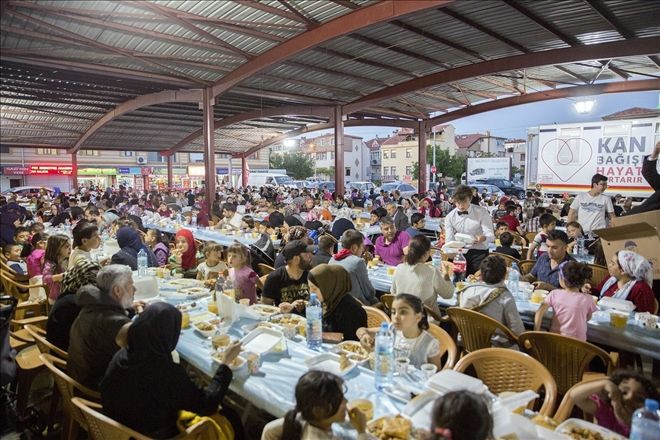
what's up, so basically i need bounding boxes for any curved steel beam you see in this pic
[210,0,452,98]
[68,89,203,154]
[422,79,660,129]
[344,37,660,114]
[162,105,334,156]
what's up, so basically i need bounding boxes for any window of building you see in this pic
[345,167,350,176]
[383,167,389,176]
[0,146,9,154]
[190,153,204,162]
[391,166,397,178]
[406,149,412,158]
[330,151,335,160]
[520,153,526,161]
[405,166,412,176]
[383,151,389,159]
[36,148,57,155]
[390,149,396,159]
[121,151,134,157]
[80,150,99,156]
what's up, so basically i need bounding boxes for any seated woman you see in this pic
[308,264,367,341]
[357,294,443,370]
[391,234,453,316]
[111,226,157,271]
[101,303,241,439]
[596,250,655,313]
[458,255,525,347]
[168,229,199,276]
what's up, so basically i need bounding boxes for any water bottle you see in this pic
[452,250,467,284]
[508,262,521,299]
[431,250,442,268]
[137,248,148,277]
[630,399,660,440]
[576,236,585,257]
[191,214,197,228]
[306,293,323,350]
[374,323,394,390]
[176,212,183,225]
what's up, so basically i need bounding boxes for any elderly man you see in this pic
[385,201,410,232]
[374,216,411,266]
[67,265,137,390]
[262,240,313,313]
[330,230,378,305]
[523,230,574,291]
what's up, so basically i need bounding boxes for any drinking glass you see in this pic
[420,363,437,379]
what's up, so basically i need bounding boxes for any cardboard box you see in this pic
[596,210,660,280]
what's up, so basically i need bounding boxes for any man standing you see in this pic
[628,142,660,215]
[445,185,495,275]
[524,230,574,291]
[329,230,378,306]
[67,265,137,390]
[374,216,410,266]
[568,173,614,234]
[385,202,410,232]
[262,240,314,312]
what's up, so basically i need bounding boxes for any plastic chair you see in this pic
[71,397,218,440]
[518,259,536,276]
[446,307,519,353]
[363,305,390,328]
[427,323,458,370]
[40,353,101,440]
[586,264,609,288]
[490,252,519,267]
[1,269,48,303]
[25,324,68,360]
[454,348,557,416]
[518,331,617,396]
[524,232,537,245]
[379,294,395,313]
[256,263,275,277]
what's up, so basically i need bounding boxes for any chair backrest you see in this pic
[587,264,609,287]
[524,232,537,244]
[379,294,395,312]
[427,323,457,370]
[256,263,275,277]
[446,307,518,353]
[39,353,101,431]
[363,305,390,328]
[517,259,536,275]
[518,331,616,396]
[0,269,29,301]
[490,252,519,267]
[25,324,68,360]
[71,397,217,440]
[454,348,557,416]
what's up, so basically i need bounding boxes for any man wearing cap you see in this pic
[262,240,314,313]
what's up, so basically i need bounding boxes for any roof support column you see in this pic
[241,155,248,188]
[203,88,216,206]
[418,121,427,195]
[334,106,344,197]
[71,152,78,192]
[167,154,173,189]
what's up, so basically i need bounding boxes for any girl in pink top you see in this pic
[534,261,597,341]
[226,243,260,305]
[42,234,71,304]
[22,232,49,278]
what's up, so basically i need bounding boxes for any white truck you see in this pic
[525,117,659,198]
[465,157,512,183]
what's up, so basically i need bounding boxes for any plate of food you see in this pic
[164,278,200,288]
[175,301,200,312]
[179,286,212,297]
[556,419,626,440]
[269,313,306,326]
[211,353,246,371]
[305,353,356,377]
[249,304,281,317]
[367,415,421,440]
[336,340,370,363]
[193,321,217,337]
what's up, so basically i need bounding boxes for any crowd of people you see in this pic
[1,144,658,439]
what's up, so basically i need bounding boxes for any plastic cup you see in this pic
[180,311,190,329]
[395,357,410,375]
[610,311,628,329]
[212,334,230,350]
[245,352,260,374]
[420,363,438,379]
[208,302,218,315]
[386,267,396,277]
[283,323,297,339]
[531,290,545,304]
[348,399,374,421]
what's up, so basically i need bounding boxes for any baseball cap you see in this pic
[282,240,316,261]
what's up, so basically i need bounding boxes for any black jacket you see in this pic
[628,156,659,215]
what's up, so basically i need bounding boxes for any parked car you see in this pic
[315,181,336,193]
[346,181,375,193]
[380,182,417,198]
[1,186,54,199]
[469,184,505,199]
[474,178,526,199]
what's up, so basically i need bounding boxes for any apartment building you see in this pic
[454,132,507,157]
[365,137,382,182]
[0,147,269,192]
[299,133,369,182]
[504,139,526,170]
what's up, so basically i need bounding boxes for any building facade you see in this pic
[454,132,507,157]
[365,137,382,183]
[298,133,368,182]
[504,139,526,171]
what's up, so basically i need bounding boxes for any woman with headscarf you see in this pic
[307,264,367,341]
[101,303,241,439]
[595,250,655,313]
[111,227,157,270]
[418,198,441,218]
[169,229,198,273]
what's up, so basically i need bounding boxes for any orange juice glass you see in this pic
[208,302,218,315]
[181,311,190,329]
[610,312,628,329]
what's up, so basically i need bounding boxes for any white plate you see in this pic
[193,321,217,338]
[305,353,357,377]
[335,341,370,363]
[556,418,626,440]
[425,370,486,395]
[240,327,284,355]
[211,354,246,371]
[268,313,306,326]
[249,304,281,317]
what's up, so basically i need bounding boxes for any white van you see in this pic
[245,173,295,188]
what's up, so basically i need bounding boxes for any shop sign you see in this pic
[29,165,72,175]
[215,168,242,175]
[117,167,141,175]
[78,168,117,176]
[153,167,187,176]
[1,166,30,175]
[188,165,205,176]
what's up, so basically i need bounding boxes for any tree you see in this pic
[269,152,315,179]
[412,146,465,181]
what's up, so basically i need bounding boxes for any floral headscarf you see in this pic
[617,250,653,287]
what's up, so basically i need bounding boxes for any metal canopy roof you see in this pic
[1,0,659,155]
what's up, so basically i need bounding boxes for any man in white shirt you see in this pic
[213,202,243,230]
[445,185,495,275]
[568,173,614,234]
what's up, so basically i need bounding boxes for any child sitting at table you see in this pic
[357,294,443,370]
[145,229,169,267]
[43,234,71,304]
[226,243,259,304]
[557,370,660,437]
[526,213,557,260]
[169,229,199,276]
[534,261,597,341]
[430,391,493,440]
[4,243,27,275]
[196,241,227,286]
[566,221,585,254]
[494,232,521,260]
[261,370,371,440]
[21,232,49,277]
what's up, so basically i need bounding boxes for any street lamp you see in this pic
[574,99,595,114]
